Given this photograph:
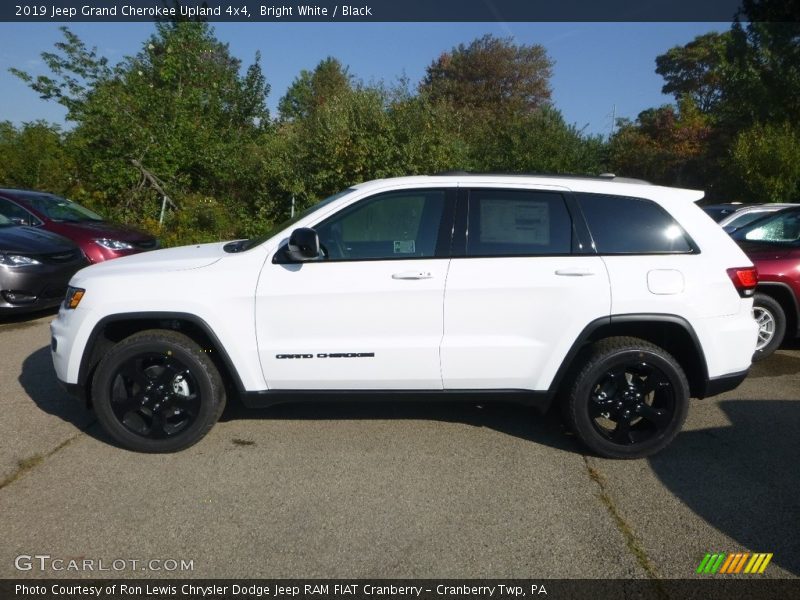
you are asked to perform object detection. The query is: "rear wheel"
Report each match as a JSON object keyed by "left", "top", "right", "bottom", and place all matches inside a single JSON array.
[
  {"left": 91, "top": 329, "right": 226, "bottom": 453},
  {"left": 752, "top": 293, "right": 785, "bottom": 362},
  {"left": 564, "top": 337, "right": 689, "bottom": 459}
]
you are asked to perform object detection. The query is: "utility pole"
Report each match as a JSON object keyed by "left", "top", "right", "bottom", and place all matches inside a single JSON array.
[{"left": 608, "top": 104, "right": 617, "bottom": 138}]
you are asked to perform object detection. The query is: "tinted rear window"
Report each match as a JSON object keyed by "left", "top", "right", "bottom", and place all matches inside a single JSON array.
[{"left": 577, "top": 193, "right": 693, "bottom": 254}]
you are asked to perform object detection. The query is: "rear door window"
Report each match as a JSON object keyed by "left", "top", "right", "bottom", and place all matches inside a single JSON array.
[{"left": 465, "top": 190, "right": 572, "bottom": 256}]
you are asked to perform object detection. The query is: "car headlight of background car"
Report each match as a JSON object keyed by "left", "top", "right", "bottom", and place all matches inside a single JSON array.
[
  {"left": 94, "top": 238, "right": 134, "bottom": 250},
  {"left": 0, "top": 253, "right": 41, "bottom": 266}
]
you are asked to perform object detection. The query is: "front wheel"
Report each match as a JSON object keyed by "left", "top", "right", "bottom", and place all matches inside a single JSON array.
[
  {"left": 564, "top": 337, "right": 690, "bottom": 459},
  {"left": 752, "top": 293, "right": 785, "bottom": 362},
  {"left": 91, "top": 329, "right": 226, "bottom": 453}
]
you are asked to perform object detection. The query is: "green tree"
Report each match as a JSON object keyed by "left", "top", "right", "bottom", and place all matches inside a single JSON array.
[
  {"left": 12, "top": 22, "right": 271, "bottom": 237},
  {"left": 0, "top": 120, "right": 73, "bottom": 192},
  {"left": 655, "top": 32, "right": 731, "bottom": 113},
  {"left": 278, "top": 57, "right": 352, "bottom": 121},
  {"left": 469, "top": 106, "right": 606, "bottom": 174},
  {"left": 609, "top": 98, "right": 711, "bottom": 187},
  {"left": 722, "top": 1, "right": 800, "bottom": 127},
  {"left": 728, "top": 122, "right": 800, "bottom": 203},
  {"left": 419, "top": 34, "right": 553, "bottom": 116}
]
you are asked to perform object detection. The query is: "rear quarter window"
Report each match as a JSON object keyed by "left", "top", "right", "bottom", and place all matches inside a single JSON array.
[{"left": 576, "top": 193, "right": 694, "bottom": 254}]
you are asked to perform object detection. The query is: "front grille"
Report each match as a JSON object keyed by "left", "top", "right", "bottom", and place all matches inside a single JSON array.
[
  {"left": 40, "top": 284, "right": 68, "bottom": 300},
  {"left": 41, "top": 249, "right": 82, "bottom": 264},
  {"left": 132, "top": 239, "right": 158, "bottom": 250}
]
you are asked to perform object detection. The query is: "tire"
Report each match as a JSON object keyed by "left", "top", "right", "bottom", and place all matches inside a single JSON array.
[
  {"left": 752, "top": 293, "right": 786, "bottom": 362},
  {"left": 91, "top": 329, "right": 226, "bottom": 453},
  {"left": 564, "top": 336, "right": 690, "bottom": 459}
]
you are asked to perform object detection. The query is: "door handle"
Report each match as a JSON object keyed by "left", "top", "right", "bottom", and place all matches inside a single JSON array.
[
  {"left": 555, "top": 268, "right": 596, "bottom": 277},
  {"left": 392, "top": 271, "right": 433, "bottom": 280}
]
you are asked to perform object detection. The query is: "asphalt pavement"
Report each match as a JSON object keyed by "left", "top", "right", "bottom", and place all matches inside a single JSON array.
[{"left": 1, "top": 313, "right": 798, "bottom": 579}]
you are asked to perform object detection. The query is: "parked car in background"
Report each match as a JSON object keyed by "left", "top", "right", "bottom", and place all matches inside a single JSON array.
[
  {"left": 0, "top": 189, "right": 158, "bottom": 263},
  {"left": 0, "top": 214, "right": 87, "bottom": 313},
  {"left": 701, "top": 203, "right": 743, "bottom": 222},
  {"left": 731, "top": 206, "right": 800, "bottom": 360},
  {"left": 719, "top": 203, "right": 796, "bottom": 233}
]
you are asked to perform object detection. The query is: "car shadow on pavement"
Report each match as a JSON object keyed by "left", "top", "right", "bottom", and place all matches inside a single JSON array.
[
  {"left": 20, "top": 344, "right": 581, "bottom": 453},
  {"left": 648, "top": 399, "right": 800, "bottom": 577},
  {"left": 0, "top": 306, "right": 58, "bottom": 325},
  {"left": 19, "top": 345, "right": 101, "bottom": 438},
  {"left": 221, "top": 399, "right": 581, "bottom": 454}
]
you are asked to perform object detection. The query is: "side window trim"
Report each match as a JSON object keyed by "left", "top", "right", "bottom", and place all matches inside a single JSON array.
[{"left": 274, "top": 187, "right": 457, "bottom": 264}]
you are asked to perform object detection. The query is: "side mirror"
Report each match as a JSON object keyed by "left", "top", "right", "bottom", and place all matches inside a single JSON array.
[{"left": 286, "top": 227, "right": 321, "bottom": 261}]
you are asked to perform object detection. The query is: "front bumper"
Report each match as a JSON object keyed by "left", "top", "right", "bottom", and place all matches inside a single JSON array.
[
  {"left": 50, "top": 304, "right": 93, "bottom": 388},
  {"left": 0, "top": 262, "right": 80, "bottom": 313}
]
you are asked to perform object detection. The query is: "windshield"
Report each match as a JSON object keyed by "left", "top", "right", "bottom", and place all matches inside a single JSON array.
[
  {"left": 237, "top": 189, "right": 355, "bottom": 251},
  {"left": 723, "top": 210, "right": 777, "bottom": 231},
  {"left": 732, "top": 208, "right": 800, "bottom": 244},
  {"left": 21, "top": 193, "right": 104, "bottom": 223}
]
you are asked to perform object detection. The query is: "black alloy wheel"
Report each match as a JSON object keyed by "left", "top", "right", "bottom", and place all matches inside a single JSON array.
[
  {"left": 92, "top": 329, "right": 226, "bottom": 453},
  {"left": 109, "top": 352, "right": 201, "bottom": 439},
  {"left": 565, "top": 336, "right": 690, "bottom": 459},
  {"left": 587, "top": 360, "right": 676, "bottom": 446}
]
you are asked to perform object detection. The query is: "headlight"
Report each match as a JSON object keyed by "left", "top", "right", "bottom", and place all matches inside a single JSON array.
[
  {"left": 0, "top": 254, "right": 41, "bottom": 266},
  {"left": 64, "top": 286, "right": 85, "bottom": 309},
  {"left": 94, "top": 238, "right": 134, "bottom": 250}
]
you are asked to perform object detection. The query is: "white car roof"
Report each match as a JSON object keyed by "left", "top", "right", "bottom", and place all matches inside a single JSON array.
[{"left": 351, "top": 175, "right": 704, "bottom": 204}]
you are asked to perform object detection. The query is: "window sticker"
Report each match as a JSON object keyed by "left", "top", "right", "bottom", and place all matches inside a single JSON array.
[
  {"left": 481, "top": 199, "right": 550, "bottom": 245},
  {"left": 393, "top": 240, "right": 416, "bottom": 254}
]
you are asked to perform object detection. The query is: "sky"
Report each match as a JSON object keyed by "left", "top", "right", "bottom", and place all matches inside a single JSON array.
[{"left": 0, "top": 21, "right": 729, "bottom": 137}]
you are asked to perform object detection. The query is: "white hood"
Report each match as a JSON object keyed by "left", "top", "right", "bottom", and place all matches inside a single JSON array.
[{"left": 74, "top": 241, "right": 228, "bottom": 281}]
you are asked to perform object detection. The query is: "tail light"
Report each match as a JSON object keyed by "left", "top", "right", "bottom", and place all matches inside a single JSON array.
[{"left": 727, "top": 267, "right": 758, "bottom": 298}]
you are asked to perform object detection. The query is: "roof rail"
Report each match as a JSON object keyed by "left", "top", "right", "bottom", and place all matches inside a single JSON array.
[{"left": 431, "top": 171, "right": 652, "bottom": 184}]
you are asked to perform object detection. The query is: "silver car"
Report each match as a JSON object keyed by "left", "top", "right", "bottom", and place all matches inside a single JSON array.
[{"left": 0, "top": 214, "right": 87, "bottom": 313}]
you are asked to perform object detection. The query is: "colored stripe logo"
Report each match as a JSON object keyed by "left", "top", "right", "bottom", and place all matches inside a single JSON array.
[{"left": 696, "top": 552, "right": 773, "bottom": 574}]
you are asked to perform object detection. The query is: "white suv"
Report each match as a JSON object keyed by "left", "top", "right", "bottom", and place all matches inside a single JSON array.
[{"left": 50, "top": 175, "right": 759, "bottom": 458}]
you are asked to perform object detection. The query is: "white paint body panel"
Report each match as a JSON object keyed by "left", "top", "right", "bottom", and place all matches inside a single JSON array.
[
  {"left": 255, "top": 257, "right": 449, "bottom": 389},
  {"left": 51, "top": 175, "right": 758, "bottom": 395},
  {"left": 441, "top": 255, "right": 610, "bottom": 390}
]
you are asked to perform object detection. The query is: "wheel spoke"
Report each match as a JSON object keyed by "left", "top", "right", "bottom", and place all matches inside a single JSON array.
[
  {"left": 118, "top": 359, "right": 149, "bottom": 389},
  {"left": 610, "top": 417, "right": 633, "bottom": 445},
  {"left": 153, "top": 360, "right": 180, "bottom": 387},
  {"left": 149, "top": 410, "right": 169, "bottom": 439},
  {"left": 641, "top": 370, "right": 671, "bottom": 396},
  {"left": 112, "top": 392, "right": 145, "bottom": 416},
  {"left": 589, "top": 400, "right": 609, "bottom": 419},
  {"left": 635, "top": 402, "right": 670, "bottom": 428}
]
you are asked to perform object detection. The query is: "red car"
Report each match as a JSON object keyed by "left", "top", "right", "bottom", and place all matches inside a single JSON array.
[
  {"left": 0, "top": 189, "right": 157, "bottom": 263},
  {"left": 732, "top": 206, "right": 800, "bottom": 360}
]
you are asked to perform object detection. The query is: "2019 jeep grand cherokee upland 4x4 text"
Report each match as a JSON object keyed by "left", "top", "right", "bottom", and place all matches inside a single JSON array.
[{"left": 51, "top": 175, "right": 759, "bottom": 458}]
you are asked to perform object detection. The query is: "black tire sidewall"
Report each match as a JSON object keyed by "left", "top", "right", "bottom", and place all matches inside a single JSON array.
[
  {"left": 569, "top": 346, "right": 689, "bottom": 459},
  {"left": 92, "top": 334, "right": 223, "bottom": 453}
]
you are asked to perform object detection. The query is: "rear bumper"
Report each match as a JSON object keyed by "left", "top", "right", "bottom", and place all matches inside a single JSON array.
[{"left": 698, "top": 369, "right": 749, "bottom": 399}]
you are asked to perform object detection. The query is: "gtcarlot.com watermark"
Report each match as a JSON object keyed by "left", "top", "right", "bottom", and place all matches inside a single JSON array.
[{"left": 15, "top": 554, "right": 194, "bottom": 572}]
